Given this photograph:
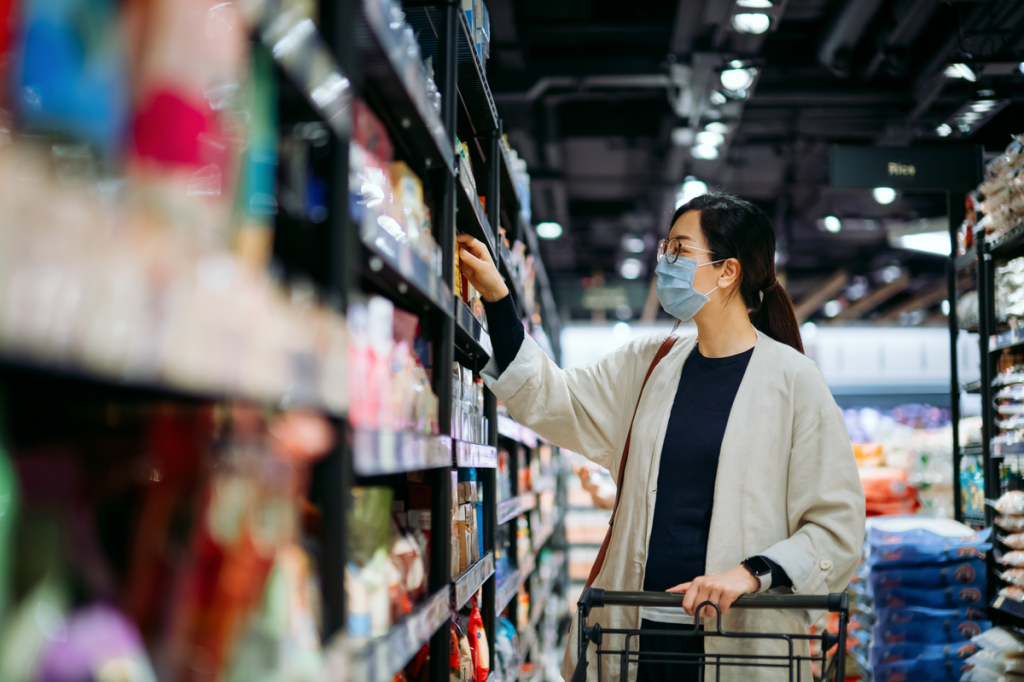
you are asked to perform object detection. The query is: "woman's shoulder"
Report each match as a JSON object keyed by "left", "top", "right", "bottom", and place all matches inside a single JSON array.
[{"left": 755, "top": 334, "right": 831, "bottom": 398}]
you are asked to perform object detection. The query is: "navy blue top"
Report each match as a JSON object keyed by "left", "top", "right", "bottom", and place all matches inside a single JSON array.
[{"left": 482, "top": 293, "right": 791, "bottom": 591}]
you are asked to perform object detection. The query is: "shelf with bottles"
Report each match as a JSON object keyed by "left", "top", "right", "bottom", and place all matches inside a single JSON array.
[
  {"left": 451, "top": 362, "right": 490, "bottom": 445},
  {"left": 259, "top": 4, "right": 352, "bottom": 142},
  {"left": 352, "top": 101, "right": 453, "bottom": 317},
  {"left": 355, "top": 0, "right": 454, "bottom": 173},
  {"left": 404, "top": 2, "right": 499, "bottom": 136},
  {"left": 345, "top": 585, "right": 451, "bottom": 682},
  {"left": 0, "top": 395, "right": 337, "bottom": 682}
]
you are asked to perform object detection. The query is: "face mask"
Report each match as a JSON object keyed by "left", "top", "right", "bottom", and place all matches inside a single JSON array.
[{"left": 654, "top": 247, "right": 724, "bottom": 321}]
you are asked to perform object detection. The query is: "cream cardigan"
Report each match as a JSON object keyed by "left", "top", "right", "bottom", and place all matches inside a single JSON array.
[{"left": 481, "top": 330, "right": 865, "bottom": 682}]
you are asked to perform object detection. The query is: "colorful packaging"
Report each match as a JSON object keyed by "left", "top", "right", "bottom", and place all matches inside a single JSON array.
[
  {"left": 872, "top": 584, "right": 986, "bottom": 610},
  {"left": 467, "top": 596, "right": 489, "bottom": 682},
  {"left": 869, "top": 559, "right": 986, "bottom": 591}
]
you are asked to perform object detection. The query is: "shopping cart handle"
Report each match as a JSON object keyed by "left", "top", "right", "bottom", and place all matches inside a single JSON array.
[{"left": 580, "top": 589, "right": 847, "bottom": 615}]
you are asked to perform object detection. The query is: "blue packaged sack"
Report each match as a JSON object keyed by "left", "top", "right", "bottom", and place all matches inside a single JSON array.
[
  {"left": 867, "top": 517, "right": 991, "bottom": 567},
  {"left": 875, "top": 605, "right": 987, "bottom": 626},
  {"left": 869, "top": 559, "right": 986, "bottom": 591},
  {"left": 872, "top": 583, "right": 986, "bottom": 610},
  {"left": 872, "top": 657, "right": 970, "bottom": 681},
  {"left": 870, "top": 641, "right": 980, "bottom": 669},
  {"left": 873, "top": 614, "right": 990, "bottom": 645}
]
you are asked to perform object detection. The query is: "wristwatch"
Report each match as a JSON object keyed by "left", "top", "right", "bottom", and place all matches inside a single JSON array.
[{"left": 742, "top": 556, "right": 772, "bottom": 593}]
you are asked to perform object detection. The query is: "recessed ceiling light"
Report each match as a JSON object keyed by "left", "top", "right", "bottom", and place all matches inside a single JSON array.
[
  {"left": 676, "top": 176, "right": 708, "bottom": 207},
  {"left": 941, "top": 299, "right": 950, "bottom": 315},
  {"left": 620, "top": 258, "right": 643, "bottom": 280},
  {"left": 704, "top": 122, "right": 730, "bottom": 134},
  {"left": 737, "top": 0, "right": 772, "bottom": 7},
  {"left": 936, "top": 123, "right": 952, "bottom": 137},
  {"left": 671, "top": 127, "right": 694, "bottom": 146},
  {"left": 944, "top": 63, "right": 977, "bottom": 82},
  {"left": 613, "top": 321, "right": 631, "bottom": 340},
  {"left": 732, "top": 12, "right": 770, "bottom": 34},
  {"left": 691, "top": 144, "right": 720, "bottom": 160},
  {"left": 895, "top": 232, "right": 951, "bottom": 256},
  {"left": 729, "top": 60, "right": 744, "bottom": 69},
  {"left": 536, "top": 222, "right": 563, "bottom": 239},
  {"left": 624, "top": 236, "right": 646, "bottom": 253},
  {"left": 824, "top": 300, "right": 842, "bottom": 317},
  {"left": 823, "top": 216, "right": 841, "bottom": 233},
  {"left": 709, "top": 91, "right": 728, "bottom": 105},
  {"left": 720, "top": 68, "right": 755, "bottom": 91},
  {"left": 695, "top": 130, "right": 725, "bottom": 146},
  {"left": 1019, "top": 62, "right": 1024, "bottom": 75},
  {"left": 872, "top": 187, "right": 897, "bottom": 205},
  {"left": 971, "top": 100, "right": 997, "bottom": 112}
]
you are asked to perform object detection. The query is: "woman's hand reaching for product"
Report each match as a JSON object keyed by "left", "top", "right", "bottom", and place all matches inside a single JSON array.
[
  {"left": 668, "top": 565, "right": 760, "bottom": 619},
  {"left": 457, "top": 234, "right": 509, "bottom": 302}
]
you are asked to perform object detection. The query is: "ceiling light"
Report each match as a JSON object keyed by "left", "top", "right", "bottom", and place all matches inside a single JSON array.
[
  {"left": 823, "top": 215, "right": 841, "bottom": 233},
  {"left": 709, "top": 91, "right": 728, "bottom": 105},
  {"left": 624, "top": 236, "right": 646, "bottom": 253},
  {"left": 936, "top": 123, "right": 952, "bottom": 137},
  {"left": 971, "top": 100, "right": 997, "bottom": 112},
  {"left": 941, "top": 299, "right": 950, "bottom": 316},
  {"left": 872, "top": 187, "right": 897, "bottom": 204},
  {"left": 676, "top": 176, "right": 708, "bottom": 207},
  {"left": 691, "top": 144, "right": 720, "bottom": 160},
  {"left": 671, "top": 127, "right": 694, "bottom": 146},
  {"left": 824, "top": 300, "right": 842, "bottom": 317},
  {"left": 729, "top": 60, "right": 744, "bottom": 69},
  {"left": 801, "top": 321, "right": 817, "bottom": 339},
  {"left": 537, "top": 221, "right": 563, "bottom": 239},
  {"left": 944, "top": 63, "right": 977, "bottom": 82},
  {"left": 737, "top": 0, "right": 772, "bottom": 7},
  {"left": 615, "top": 305, "right": 632, "bottom": 321},
  {"left": 881, "top": 265, "right": 902, "bottom": 283},
  {"left": 695, "top": 130, "right": 725, "bottom": 146},
  {"left": 894, "top": 231, "right": 951, "bottom": 256},
  {"left": 613, "top": 321, "right": 631, "bottom": 340},
  {"left": 704, "top": 122, "right": 730, "bottom": 134},
  {"left": 1019, "top": 62, "right": 1024, "bottom": 75},
  {"left": 732, "top": 13, "right": 770, "bottom": 34},
  {"left": 620, "top": 258, "right": 643, "bottom": 280},
  {"left": 720, "top": 68, "right": 755, "bottom": 91}
]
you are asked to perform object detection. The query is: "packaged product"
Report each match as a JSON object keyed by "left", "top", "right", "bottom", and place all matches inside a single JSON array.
[
  {"left": 996, "top": 515, "right": 1024, "bottom": 532},
  {"left": 868, "top": 559, "right": 985, "bottom": 591},
  {"left": 870, "top": 640, "right": 979, "bottom": 670},
  {"left": 872, "top": 584, "right": 986, "bottom": 609},
  {"left": 389, "top": 161, "right": 425, "bottom": 248},
  {"left": 456, "top": 504, "right": 469, "bottom": 575},
  {"left": 347, "top": 487, "right": 394, "bottom": 636},
  {"left": 389, "top": 502, "right": 426, "bottom": 620},
  {"left": 971, "top": 625, "right": 1024, "bottom": 653},
  {"left": 998, "top": 585, "right": 1024, "bottom": 602},
  {"left": 467, "top": 596, "right": 490, "bottom": 682},
  {"left": 999, "top": 550, "right": 1024, "bottom": 567},
  {"left": 873, "top": 610, "right": 990, "bottom": 645},
  {"left": 872, "top": 657, "right": 972, "bottom": 682},
  {"left": 995, "top": 490, "right": 1024, "bottom": 515},
  {"left": 1000, "top": 568, "right": 1024, "bottom": 587}
]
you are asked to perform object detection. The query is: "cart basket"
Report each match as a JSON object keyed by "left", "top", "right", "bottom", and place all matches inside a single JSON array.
[{"left": 570, "top": 589, "right": 849, "bottom": 682}]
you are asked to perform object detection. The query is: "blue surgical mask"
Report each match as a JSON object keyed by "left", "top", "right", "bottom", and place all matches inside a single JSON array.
[{"left": 655, "top": 248, "right": 724, "bottom": 321}]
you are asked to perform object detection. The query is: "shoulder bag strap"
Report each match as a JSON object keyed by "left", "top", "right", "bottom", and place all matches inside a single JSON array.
[{"left": 584, "top": 332, "right": 679, "bottom": 588}]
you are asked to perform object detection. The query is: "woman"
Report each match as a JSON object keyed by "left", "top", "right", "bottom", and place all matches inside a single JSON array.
[{"left": 458, "top": 192, "right": 865, "bottom": 682}]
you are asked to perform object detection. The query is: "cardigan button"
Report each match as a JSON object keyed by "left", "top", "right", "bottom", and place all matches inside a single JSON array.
[{"left": 819, "top": 558, "right": 833, "bottom": 570}]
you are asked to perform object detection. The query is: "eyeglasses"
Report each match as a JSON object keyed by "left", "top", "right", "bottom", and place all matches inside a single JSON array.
[{"left": 657, "top": 238, "right": 714, "bottom": 264}]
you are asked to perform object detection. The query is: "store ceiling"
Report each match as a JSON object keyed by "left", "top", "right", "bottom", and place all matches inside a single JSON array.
[{"left": 487, "top": 0, "right": 1024, "bottom": 324}]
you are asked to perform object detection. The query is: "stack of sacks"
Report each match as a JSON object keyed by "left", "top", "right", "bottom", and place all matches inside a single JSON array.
[
  {"left": 861, "top": 468, "right": 920, "bottom": 517},
  {"left": 855, "top": 516, "right": 993, "bottom": 681}
]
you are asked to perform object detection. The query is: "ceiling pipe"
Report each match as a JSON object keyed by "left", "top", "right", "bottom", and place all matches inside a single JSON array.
[{"left": 817, "top": 0, "right": 886, "bottom": 77}]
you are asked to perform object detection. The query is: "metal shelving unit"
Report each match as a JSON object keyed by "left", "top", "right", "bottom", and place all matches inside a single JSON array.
[{"left": 0, "top": 1, "right": 565, "bottom": 680}]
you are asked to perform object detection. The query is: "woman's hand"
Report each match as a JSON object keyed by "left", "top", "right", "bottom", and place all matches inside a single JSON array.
[
  {"left": 457, "top": 234, "right": 509, "bottom": 302},
  {"left": 667, "top": 565, "right": 760, "bottom": 619}
]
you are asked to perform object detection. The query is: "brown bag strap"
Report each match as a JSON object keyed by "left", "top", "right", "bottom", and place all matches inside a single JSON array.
[{"left": 585, "top": 331, "right": 679, "bottom": 588}]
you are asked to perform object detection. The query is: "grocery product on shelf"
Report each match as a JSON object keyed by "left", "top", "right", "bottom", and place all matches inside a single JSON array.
[
  {"left": 348, "top": 297, "right": 440, "bottom": 434},
  {"left": 851, "top": 516, "right": 992, "bottom": 680},
  {"left": 977, "top": 136, "right": 1024, "bottom": 245},
  {"left": 452, "top": 364, "right": 488, "bottom": 444}
]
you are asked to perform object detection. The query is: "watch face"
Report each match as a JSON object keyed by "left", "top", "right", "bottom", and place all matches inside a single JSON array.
[{"left": 745, "top": 556, "right": 771, "bottom": 576}]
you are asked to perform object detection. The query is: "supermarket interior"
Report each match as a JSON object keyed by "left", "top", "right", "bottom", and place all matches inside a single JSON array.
[{"left": 6, "top": 0, "right": 1024, "bottom": 681}]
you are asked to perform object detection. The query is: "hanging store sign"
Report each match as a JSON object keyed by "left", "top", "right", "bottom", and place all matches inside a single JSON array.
[{"left": 831, "top": 145, "right": 983, "bottom": 191}]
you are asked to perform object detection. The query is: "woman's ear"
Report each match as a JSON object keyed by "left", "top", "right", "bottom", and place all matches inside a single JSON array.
[{"left": 720, "top": 258, "right": 742, "bottom": 287}]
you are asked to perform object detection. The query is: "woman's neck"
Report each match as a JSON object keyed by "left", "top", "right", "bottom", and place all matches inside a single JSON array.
[{"left": 693, "top": 298, "right": 758, "bottom": 358}]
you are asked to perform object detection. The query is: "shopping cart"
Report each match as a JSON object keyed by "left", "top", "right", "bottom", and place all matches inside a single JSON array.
[{"left": 570, "top": 589, "right": 849, "bottom": 682}]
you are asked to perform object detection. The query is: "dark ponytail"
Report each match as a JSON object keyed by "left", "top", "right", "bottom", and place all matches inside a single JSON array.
[{"left": 671, "top": 192, "right": 804, "bottom": 354}]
